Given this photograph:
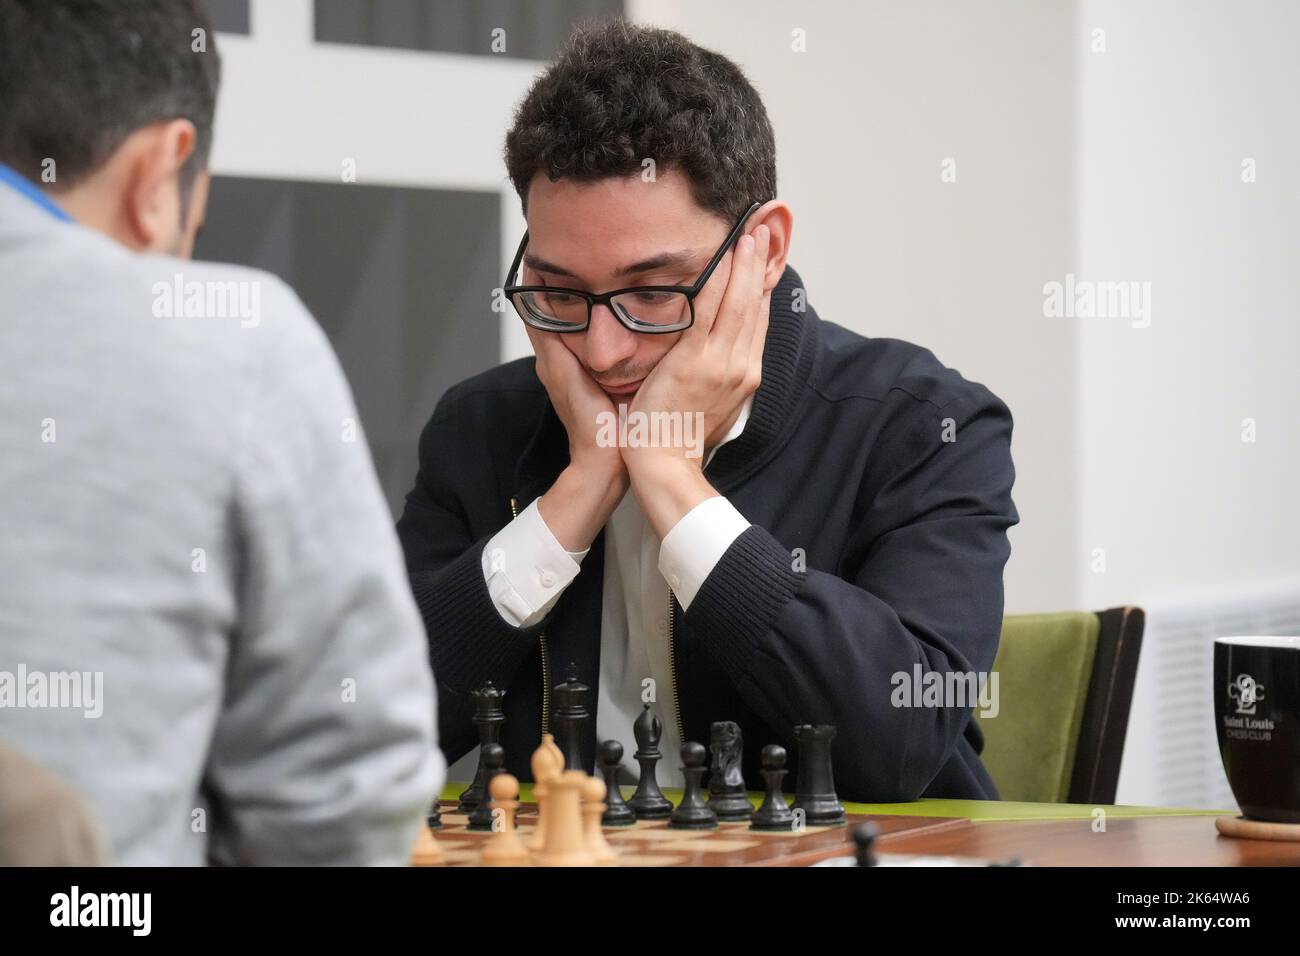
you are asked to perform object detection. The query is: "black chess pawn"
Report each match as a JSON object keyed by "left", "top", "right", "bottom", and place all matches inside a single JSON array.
[
  {"left": 426, "top": 797, "right": 443, "bottom": 831},
  {"left": 598, "top": 740, "right": 637, "bottom": 827},
  {"left": 467, "top": 744, "right": 507, "bottom": 832},
  {"left": 853, "top": 821, "right": 880, "bottom": 867},
  {"left": 627, "top": 704, "right": 673, "bottom": 819},
  {"left": 707, "top": 720, "right": 753, "bottom": 822},
  {"left": 457, "top": 682, "right": 506, "bottom": 812},
  {"left": 553, "top": 663, "right": 590, "bottom": 772},
  {"left": 750, "top": 744, "right": 796, "bottom": 831},
  {"left": 790, "top": 724, "right": 846, "bottom": 826},
  {"left": 669, "top": 742, "right": 719, "bottom": 830}
]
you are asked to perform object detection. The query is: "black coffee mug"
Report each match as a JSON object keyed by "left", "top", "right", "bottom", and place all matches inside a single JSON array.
[{"left": 1214, "top": 636, "right": 1300, "bottom": 823}]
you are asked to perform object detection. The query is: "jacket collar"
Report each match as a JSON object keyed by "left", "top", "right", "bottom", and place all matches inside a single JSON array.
[{"left": 513, "top": 264, "right": 819, "bottom": 504}]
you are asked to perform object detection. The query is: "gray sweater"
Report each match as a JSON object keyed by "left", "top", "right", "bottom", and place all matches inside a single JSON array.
[{"left": 0, "top": 182, "right": 442, "bottom": 865}]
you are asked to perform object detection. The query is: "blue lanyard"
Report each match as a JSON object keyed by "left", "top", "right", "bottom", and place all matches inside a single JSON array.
[{"left": 0, "top": 162, "right": 73, "bottom": 222}]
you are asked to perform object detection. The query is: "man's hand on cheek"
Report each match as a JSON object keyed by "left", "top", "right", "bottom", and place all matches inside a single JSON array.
[
  {"left": 525, "top": 323, "right": 624, "bottom": 475},
  {"left": 623, "top": 224, "right": 771, "bottom": 538},
  {"left": 525, "top": 323, "right": 629, "bottom": 551}
]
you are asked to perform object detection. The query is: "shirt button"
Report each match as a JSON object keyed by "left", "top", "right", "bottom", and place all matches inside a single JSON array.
[
  {"left": 540, "top": 570, "right": 556, "bottom": 588},
  {"left": 668, "top": 573, "right": 681, "bottom": 590}
]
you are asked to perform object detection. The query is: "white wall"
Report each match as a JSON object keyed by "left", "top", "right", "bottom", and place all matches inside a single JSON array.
[{"left": 1075, "top": 0, "right": 1300, "bottom": 611}]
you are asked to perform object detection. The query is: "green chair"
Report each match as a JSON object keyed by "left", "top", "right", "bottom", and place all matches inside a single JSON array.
[{"left": 974, "top": 607, "right": 1144, "bottom": 804}]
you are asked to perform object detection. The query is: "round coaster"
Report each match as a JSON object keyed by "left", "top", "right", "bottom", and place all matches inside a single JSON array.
[{"left": 1214, "top": 814, "right": 1300, "bottom": 842}]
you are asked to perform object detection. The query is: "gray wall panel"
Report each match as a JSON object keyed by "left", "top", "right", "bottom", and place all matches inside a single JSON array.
[
  {"left": 314, "top": 0, "right": 624, "bottom": 60},
  {"left": 208, "top": 0, "right": 250, "bottom": 34},
  {"left": 194, "top": 176, "right": 501, "bottom": 517}
]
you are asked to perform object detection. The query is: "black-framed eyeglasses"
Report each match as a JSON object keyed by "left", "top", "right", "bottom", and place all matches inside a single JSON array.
[{"left": 503, "top": 202, "right": 761, "bottom": 334}]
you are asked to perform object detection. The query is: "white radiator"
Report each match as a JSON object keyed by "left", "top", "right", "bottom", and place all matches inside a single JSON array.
[{"left": 1115, "top": 583, "right": 1300, "bottom": 809}]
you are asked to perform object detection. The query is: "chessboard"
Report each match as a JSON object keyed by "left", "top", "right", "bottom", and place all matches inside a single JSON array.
[{"left": 412, "top": 800, "right": 968, "bottom": 868}]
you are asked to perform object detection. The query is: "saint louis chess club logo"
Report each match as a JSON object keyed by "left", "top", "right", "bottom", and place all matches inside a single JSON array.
[{"left": 1227, "top": 673, "right": 1265, "bottom": 716}]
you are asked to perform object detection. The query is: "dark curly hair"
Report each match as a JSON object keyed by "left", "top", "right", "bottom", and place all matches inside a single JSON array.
[{"left": 505, "top": 19, "right": 776, "bottom": 224}]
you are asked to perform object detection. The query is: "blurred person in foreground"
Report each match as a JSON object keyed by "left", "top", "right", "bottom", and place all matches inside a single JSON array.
[{"left": 0, "top": 0, "right": 441, "bottom": 865}]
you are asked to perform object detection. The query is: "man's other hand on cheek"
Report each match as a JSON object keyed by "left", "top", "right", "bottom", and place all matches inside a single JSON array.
[{"left": 623, "top": 224, "right": 771, "bottom": 538}]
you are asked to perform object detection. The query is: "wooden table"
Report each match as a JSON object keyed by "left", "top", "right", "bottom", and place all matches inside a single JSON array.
[
  {"left": 438, "top": 784, "right": 1300, "bottom": 866},
  {"left": 877, "top": 815, "right": 1300, "bottom": 866}
]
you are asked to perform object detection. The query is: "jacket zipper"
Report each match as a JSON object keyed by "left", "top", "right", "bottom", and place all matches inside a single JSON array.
[
  {"left": 510, "top": 497, "right": 550, "bottom": 735},
  {"left": 667, "top": 594, "right": 684, "bottom": 744}
]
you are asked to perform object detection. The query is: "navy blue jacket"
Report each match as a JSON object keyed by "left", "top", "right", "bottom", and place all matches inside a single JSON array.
[{"left": 397, "top": 266, "right": 1018, "bottom": 801}]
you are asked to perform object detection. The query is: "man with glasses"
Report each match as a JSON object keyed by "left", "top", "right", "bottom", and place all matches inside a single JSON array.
[{"left": 398, "top": 21, "right": 1019, "bottom": 801}]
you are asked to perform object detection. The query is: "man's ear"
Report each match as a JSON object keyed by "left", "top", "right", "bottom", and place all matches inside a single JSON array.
[
  {"left": 122, "top": 119, "right": 197, "bottom": 250},
  {"left": 747, "top": 200, "right": 793, "bottom": 291}
]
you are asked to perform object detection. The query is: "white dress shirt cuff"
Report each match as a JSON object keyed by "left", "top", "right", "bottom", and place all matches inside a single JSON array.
[
  {"left": 658, "top": 495, "right": 751, "bottom": 611},
  {"left": 482, "top": 499, "right": 588, "bottom": 628}
]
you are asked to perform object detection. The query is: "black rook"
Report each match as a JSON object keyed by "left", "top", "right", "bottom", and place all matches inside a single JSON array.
[{"left": 790, "top": 724, "right": 846, "bottom": 826}]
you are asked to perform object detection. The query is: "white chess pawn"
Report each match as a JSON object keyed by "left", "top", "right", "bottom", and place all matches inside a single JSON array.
[
  {"left": 581, "top": 776, "right": 618, "bottom": 866},
  {"left": 481, "top": 773, "right": 529, "bottom": 866},
  {"left": 411, "top": 824, "right": 445, "bottom": 866}
]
